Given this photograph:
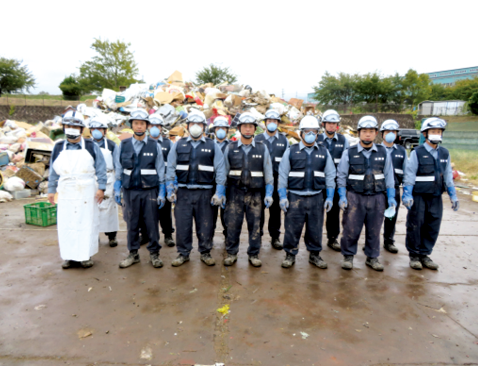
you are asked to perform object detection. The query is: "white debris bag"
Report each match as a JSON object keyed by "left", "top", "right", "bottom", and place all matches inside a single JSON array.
[{"left": 4, "top": 177, "right": 26, "bottom": 192}]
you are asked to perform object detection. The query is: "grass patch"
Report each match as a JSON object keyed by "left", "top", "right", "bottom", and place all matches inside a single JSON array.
[
  {"left": 449, "top": 149, "right": 478, "bottom": 186},
  {"left": 0, "top": 94, "right": 97, "bottom": 101},
  {"left": 446, "top": 121, "right": 478, "bottom": 131}
]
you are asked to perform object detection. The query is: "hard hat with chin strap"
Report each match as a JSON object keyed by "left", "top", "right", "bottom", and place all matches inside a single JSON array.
[
  {"left": 62, "top": 110, "right": 85, "bottom": 127},
  {"left": 357, "top": 116, "right": 379, "bottom": 130},
  {"left": 380, "top": 119, "right": 400, "bottom": 132},
  {"left": 321, "top": 109, "right": 341, "bottom": 124},
  {"left": 299, "top": 116, "right": 320, "bottom": 131},
  {"left": 128, "top": 109, "right": 150, "bottom": 124},
  {"left": 421, "top": 117, "right": 447, "bottom": 132},
  {"left": 187, "top": 110, "right": 207, "bottom": 124},
  {"left": 210, "top": 116, "right": 230, "bottom": 132},
  {"left": 237, "top": 112, "right": 258, "bottom": 126},
  {"left": 264, "top": 110, "right": 281, "bottom": 121},
  {"left": 149, "top": 114, "right": 165, "bottom": 126}
]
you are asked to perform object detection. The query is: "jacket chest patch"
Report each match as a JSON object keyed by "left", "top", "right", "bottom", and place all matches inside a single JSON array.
[
  {"left": 143, "top": 152, "right": 154, "bottom": 157},
  {"left": 233, "top": 150, "right": 240, "bottom": 153},
  {"left": 423, "top": 155, "right": 429, "bottom": 158},
  {"left": 252, "top": 155, "right": 262, "bottom": 158},
  {"left": 353, "top": 155, "right": 360, "bottom": 158},
  {"left": 440, "top": 159, "right": 447, "bottom": 163},
  {"left": 276, "top": 143, "right": 285, "bottom": 147},
  {"left": 201, "top": 149, "right": 212, "bottom": 153},
  {"left": 315, "top": 154, "right": 325, "bottom": 159},
  {"left": 336, "top": 144, "right": 343, "bottom": 148},
  {"left": 374, "top": 157, "right": 384, "bottom": 161},
  {"left": 394, "top": 155, "right": 404, "bottom": 159},
  {"left": 162, "top": 147, "right": 168, "bottom": 151}
]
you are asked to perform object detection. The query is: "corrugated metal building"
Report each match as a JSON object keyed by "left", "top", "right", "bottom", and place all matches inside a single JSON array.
[
  {"left": 418, "top": 100, "right": 467, "bottom": 115},
  {"left": 427, "top": 66, "right": 478, "bottom": 86}
]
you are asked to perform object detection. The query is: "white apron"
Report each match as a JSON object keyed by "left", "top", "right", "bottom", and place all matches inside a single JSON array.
[
  {"left": 98, "top": 138, "right": 119, "bottom": 233},
  {"left": 54, "top": 138, "right": 99, "bottom": 261}
]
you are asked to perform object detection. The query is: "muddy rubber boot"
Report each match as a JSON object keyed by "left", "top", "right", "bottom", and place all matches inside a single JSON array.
[
  {"left": 420, "top": 256, "right": 439, "bottom": 270},
  {"left": 341, "top": 255, "right": 354, "bottom": 270},
  {"left": 248, "top": 255, "right": 262, "bottom": 267},
  {"left": 200, "top": 252, "right": 216, "bottom": 266},
  {"left": 384, "top": 243, "right": 398, "bottom": 253},
  {"left": 281, "top": 253, "right": 296, "bottom": 268},
  {"left": 271, "top": 237, "right": 283, "bottom": 250},
  {"left": 223, "top": 253, "right": 238, "bottom": 266},
  {"left": 171, "top": 254, "right": 190, "bottom": 267},
  {"left": 61, "top": 260, "right": 72, "bottom": 269},
  {"left": 366, "top": 257, "right": 384, "bottom": 271},
  {"left": 164, "top": 235, "right": 175, "bottom": 247},
  {"left": 150, "top": 253, "right": 163, "bottom": 268},
  {"left": 327, "top": 238, "right": 341, "bottom": 252},
  {"left": 119, "top": 252, "right": 140, "bottom": 268},
  {"left": 81, "top": 258, "right": 94, "bottom": 268},
  {"left": 309, "top": 253, "right": 328, "bottom": 269},
  {"left": 409, "top": 257, "right": 423, "bottom": 270}
]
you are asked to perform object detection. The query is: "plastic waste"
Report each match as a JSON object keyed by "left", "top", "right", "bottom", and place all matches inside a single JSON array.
[
  {"left": 384, "top": 206, "right": 396, "bottom": 219},
  {"left": 4, "top": 176, "right": 25, "bottom": 191}
]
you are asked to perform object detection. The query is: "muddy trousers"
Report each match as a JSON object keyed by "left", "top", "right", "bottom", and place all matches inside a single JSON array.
[
  {"left": 405, "top": 194, "right": 443, "bottom": 257},
  {"left": 213, "top": 206, "right": 227, "bottom": 237},
  {"left": 158, "top": 199, "right": 174, "bottom": 237},
  {"left": 324, "top": 189, "right": 341, "bottom": 241},
  {"left": 225, "top": 186, "right": 263, "bottom": 256},
  {"left": 283, "top": 193, "right": 325, "bottom": 256},
  {"left": 260, "top": 179, "right": 281, "bottom": 239},
  {"left": 383, "top": 187, "right": 401, "bottom": 245},
  {"left": 175, "top": 188, "right": 214, "bottom": 257},
  {"left": 340, "top": 191, "right": 385, "bottom": 258},
  {"left": 123, "top": 188, "right": 160, "bottom": 254}
]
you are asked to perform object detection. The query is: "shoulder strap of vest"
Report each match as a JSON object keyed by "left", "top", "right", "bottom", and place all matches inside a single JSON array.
[
  {"left": 84, "top": 139, "right": 97, "bottom": 160},
  {"left": 376, "top": 144, "right": 387, "bottom": 154},
  {"left": 106, "top": 139, "right": 116, "bottom": 152},
  {"left": 255, "top": 134, "right": 265, "bottom": 142},
  {"left": 337, "top": 133, "right": 346, "bottom": 143},
  {"left": 396, "top": 144, "right": 406, "bottom": 155}
]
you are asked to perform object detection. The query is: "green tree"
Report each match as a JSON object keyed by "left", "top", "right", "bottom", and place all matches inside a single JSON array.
[
  {"left": 312, "top": 72, "right": 360, "bottom": 105},
  {"left": 468, "top": 91, "right": 478, "bottom": 115},
  {"left": 0, "top": 57, "right": 36, "bottom": 96},
  {"left": 59, "top": 74, "right": 84, "bottom": 101},
  {"left": 401, "top": 69, "right": 431, "bottom": 106},
  {"left": 79, "top": 38, "right": 139, "bottom": 92},
  {"left": 450, "top": 77, "right": 478, "bottom": 101},
  {"left": 195, "top": 64, "right": 237, "bottom": 85},
  {"left": 428, "top": 83, "right": 453, "bottom": 101}
]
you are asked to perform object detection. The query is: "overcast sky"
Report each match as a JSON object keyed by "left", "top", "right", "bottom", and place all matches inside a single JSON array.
[{"left": 1, "top": 0, "right": 476, "bottom": 100}]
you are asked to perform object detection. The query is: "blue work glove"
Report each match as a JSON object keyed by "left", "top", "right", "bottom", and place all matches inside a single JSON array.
[
  {"left": 173, "top": 176, "right": 178, "bottom": 192},
  {"left": 158, "top": 183, "right": 166, "bottom": 209},
  {"left": 114, "top": 180, "right": 122, "bottom": 205},
  {"left": 447, "top": 186, "right": 459, "bottom": 211},
  {"left": 402, "top": 185, "right": 414, "bottom": 210},
  {"left": 211, "top": 185, "right": 226, "bottom": 209},
  {"left": 387, "top": 187, "right": 397, "bottom": 208},
  {"left": 166, "top": 181, "right": 176, "bottom": 203},
  {"left": 278, "top": 187, "right": 289, "bottom": 213},
  {"left": 179, "top": 111, "right": 188, "bottom": 119},
  {"left": 264, "top": 184, "right": 274, "bottom": 208},
  {"left": 338, "top": 187, "right": 347, "bottom": 211},
  {"left": 324, "top": 188, "right": 335, "bottom": 213}
]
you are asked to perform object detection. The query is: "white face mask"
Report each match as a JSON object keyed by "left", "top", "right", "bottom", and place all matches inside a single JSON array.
[
  {"left": 428, "top": 134, "right": 442, "bottom": 144},
  {"left": 189, "top": 124, "right": 203, "bottom": 138},
  {"left": 65, "top": 128, "right": 81, "bottom": 137}
]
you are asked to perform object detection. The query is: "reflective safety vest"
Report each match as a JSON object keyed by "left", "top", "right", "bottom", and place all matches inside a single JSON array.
[
  {"left": 176, "top": 138, "right": 216, "bottom": 185},
  {"left": 288, "top": 143, "right": 327, "bottom": 190},
  {"left": 227, "top": 141, "right": 266, "bottom": 189},
  {"left": 346, "top": 144, "right": 387, "bottom": 194},
  {"left": 255, "top": 133, "right": 288, "bottom": 175},
  {"left": 120, "top": 137, "right": 159, "bottom": 190},
  {"left": 389, "top": 144, "right": 407, "bottom": 187},
  {"left": 413, "top": 145, "right": 449, "bottom": 196},
  {"left": 317, "top": 133, "right": 346, "bottom": 166}
]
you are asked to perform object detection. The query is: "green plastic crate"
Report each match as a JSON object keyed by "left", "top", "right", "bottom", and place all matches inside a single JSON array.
[{"left": 24, "top": 202, "right": 57, "bottom": 227}]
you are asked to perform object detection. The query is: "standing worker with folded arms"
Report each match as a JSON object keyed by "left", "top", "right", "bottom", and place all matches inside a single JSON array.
[
  {"left": 336, "top": 116, "right": 396, "bottom": 271},
  {"left": 48, "top": 110, "right": 107, "bottom": 269},
  {"left": 402, "top": 118, "right": 458, "bottom": 270},
  {"left": 89, "top": 117, "right": 121, "bottom": 248},
  {"left": 379, "top": 120, "right": 408, "bottom": 254},
  {"left": 278, "top": 116, "right": 336, "bottom": 269},
  {"left": 166, "top": 111, "right": 227, "bottom": 267},
  {"left": 114, "top": 109, "right": 166, "bottom": 269},
  {"left": 254, "top": 110, "right": 289, "bottom": 250},
  {"left": 316, "top": 109, "right": 349, "bottom": 252},
  {"left": 223, "top": 112, "right": 274, "bottom": 267}
]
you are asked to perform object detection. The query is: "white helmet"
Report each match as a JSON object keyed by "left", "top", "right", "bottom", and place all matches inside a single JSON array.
[
  {"left": 321, "top": 109, "right": 341, "bottom": 124},
  {"left": 264, "top": 110, "right": 281, "bottom": 121},
  {"left": 62, "top": 110, "right": 85, "bottom": 127},
  {"left": 88, "top": 116, "right": 108, "bottom": 129},
  {"left": 128, "top": 109, "right": 150, "bottom": 124},
  {"left": 421, "top": 117, "right": 446, "bottom": 132},
  {"left": 210, "top": 116, "right": 230, "bottom": 132},
  {"left": 380, "top": 119, "right": 400, "bottom": 132},
  {"left": 149, "top": 114, "right": 165, "bottom": 126},
  {"left": 237, "top": 112, "right": 258, "bottom": 126},
  {"left": 187, "top": 110, "right": 207, "bottom": 124},
  {"left": 357, "top": 116, "right": 379, "bottom": 131},
  {"left": 299, "top": 116, "right": 320, "bottom": 131}
]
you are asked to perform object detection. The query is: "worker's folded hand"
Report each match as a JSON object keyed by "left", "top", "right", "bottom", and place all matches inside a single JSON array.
[
  {"left": 114, "top": 180, "right": 122, "bottom": 205},
  {"left": 264, "top": 184, "right": 274, "bottom": 208},
  {"left": 324, "top": 188, "right": 335, "bottom": 212},
  {"left": 402, "top": 185, "right": 414, "bottom": 210},
  {"left": 338, "top": 187, "right": 348, "bottom": 211},
  {"left": 158, "top": 184, "right": 166, "bottom": 209},
  {"left": 173, "top": 176, "right": 178, "bottom": 193},
  {"left": 166, "top": 181, "right": 176, "bottom": 203},
  {"left": 211, "top": 185, "right": 226, "bottom": 208},
  {"left": 447, "top": 186, "right": 459, "bottom": 212},
  {"left": 278, "top": 187, "right": 288, "bottom": 212}
]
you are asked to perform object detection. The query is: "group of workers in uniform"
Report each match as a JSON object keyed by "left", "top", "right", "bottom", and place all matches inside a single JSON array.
[{"left": 48, "top": 107, "right": 459, "bottom": 272}]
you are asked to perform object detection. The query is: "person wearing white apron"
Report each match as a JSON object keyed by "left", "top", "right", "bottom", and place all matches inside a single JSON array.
[
  {"left": 147, "top": 114, "right": 175, "bottom": 247},
  {"left": 47, "top": 110, "right": 107, "bottom": 269},
  {"left": 114, "top": 109, "right": 166, "bottom": 269},
  {"left": 89, "top": 117, "right": 120, "bottom": 247}
]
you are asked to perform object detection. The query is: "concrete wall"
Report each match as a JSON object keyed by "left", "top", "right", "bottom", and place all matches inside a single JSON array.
[
  {"left": 0, "top": 106, "right": 65, "bottom": 124},
  {"left": 339, "top": 113, "right": 416, "bottom": 130}
]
